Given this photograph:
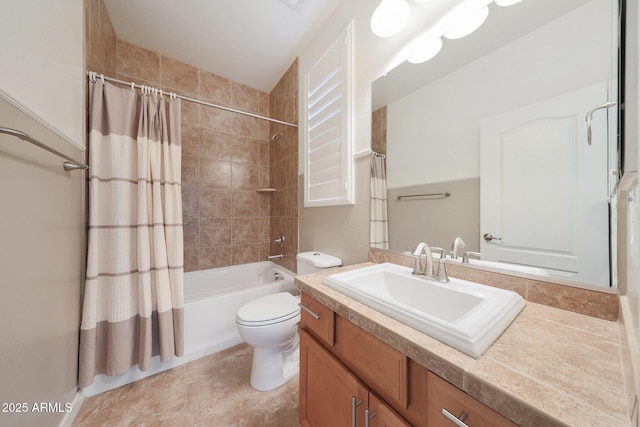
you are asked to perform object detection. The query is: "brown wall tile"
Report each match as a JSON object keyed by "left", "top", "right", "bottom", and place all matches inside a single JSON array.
[
  {"left": 200, "top": 70, "right": 232, "bottom": 105},
  {"left": 86, "top": 0, "right": 116, "bottom": 76},
  {"left": 160, "top": 56, "right": 199, "bottom": 95},
  {"left": 268, "top": 60, "right": 298, "bottom": 273},
  {"left": 116, "top": 40, "right": 160, "bottom": 85}
]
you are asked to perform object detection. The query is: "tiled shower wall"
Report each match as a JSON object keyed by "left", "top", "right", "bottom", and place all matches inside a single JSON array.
[
  {"left": 85, "top": 0, "right": 298, "bottom": 272},
  {"left": 269, "top": 64, "right": 299, "bottom": 273}
]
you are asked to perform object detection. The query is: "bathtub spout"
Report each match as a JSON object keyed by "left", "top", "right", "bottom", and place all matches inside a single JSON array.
[{"left": 267, "top": 254, "right": 283, "bottom": 261}]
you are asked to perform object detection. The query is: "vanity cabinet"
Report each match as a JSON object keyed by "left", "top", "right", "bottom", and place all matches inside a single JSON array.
[
  {"left": 299, "top": 293, "right": 519, "bottom": 427},
  {"left": 300, "top": 329, "right": 409, "bottom": 427}
]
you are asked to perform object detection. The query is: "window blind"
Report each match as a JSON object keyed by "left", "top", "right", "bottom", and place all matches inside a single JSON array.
[{"left": 304, "top": 23, "right": 353, "bottom": 207}]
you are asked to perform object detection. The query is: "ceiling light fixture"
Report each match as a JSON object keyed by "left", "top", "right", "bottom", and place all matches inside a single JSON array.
[
  {"left": 391, "top": 0, "right": 525, "bottom": 65},
  {"left": 444, "top": 5, "right": 489, "bottom": 40},
  {"left": 370, "top": 0, "right": 412, "bottom": 38},
  {"left": 407, "top": 37, "right": 443, "bottom": 63},
  {"left": 494, "top": 0, "right": 523, "bottom": 6}
]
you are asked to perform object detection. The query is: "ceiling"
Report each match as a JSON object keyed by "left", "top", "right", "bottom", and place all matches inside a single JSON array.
[{"left": 103, "top": 0, "right": 343, "bottom": 93}]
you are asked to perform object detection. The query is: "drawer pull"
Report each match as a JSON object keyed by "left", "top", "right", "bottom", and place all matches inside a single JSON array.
[
  {"left": 299, "top": 303, "right": 321, "bottom": 320},
  {"left": 442, "top": 408, "right": 470, "bottom": 427},
  {"left": 365, "top": 408, "right": 377, "bottom": 427},
  {"left": 351, "top": 396, "right": 363, "bottom": 427}
]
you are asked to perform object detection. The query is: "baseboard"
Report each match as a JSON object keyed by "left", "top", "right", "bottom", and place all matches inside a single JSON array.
[{"left": 58, "top": 390, "right": 84, "bottom": 427}]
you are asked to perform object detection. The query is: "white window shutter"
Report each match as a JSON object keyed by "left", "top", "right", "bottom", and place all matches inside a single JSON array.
[{"left": 304, "top": 22, "right": 353, "bottom": 207}]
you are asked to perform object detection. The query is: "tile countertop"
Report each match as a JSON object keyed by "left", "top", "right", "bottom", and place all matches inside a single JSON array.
[{"left": 295, "top": 263, "right": 630, "bottom": 427}]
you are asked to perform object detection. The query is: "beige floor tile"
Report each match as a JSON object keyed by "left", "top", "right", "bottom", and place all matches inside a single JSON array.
[{"left": 73, "top": 344, "right": 299, "bottom": 427}]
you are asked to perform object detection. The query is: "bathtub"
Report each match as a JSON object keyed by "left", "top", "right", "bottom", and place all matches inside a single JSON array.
[
  {"left": 83, "top": 261, "right": 296, "bottom": 397},
  {"left": 184, "top": 261, "right": 297, "bottom": 358}
]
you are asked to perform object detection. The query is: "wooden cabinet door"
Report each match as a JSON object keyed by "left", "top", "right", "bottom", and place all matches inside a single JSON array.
[
  {"left": 334, "top": 316, "right": 408, "bottom": 408},
  {"left": 300, "top": 329, "right": 368, "bottom": 427},
  {"left": 368, "top": 393, "right": 411, "bottom": 427}
]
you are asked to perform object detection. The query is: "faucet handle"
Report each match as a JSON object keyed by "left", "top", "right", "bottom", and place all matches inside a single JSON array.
[
  {"left": 430, "top": 247, "right": 445, "bottom": 258},
  {"left": 462, "top": 251, "right": 482, "bottom": 263},
  {"left": 436, "top": 258, "right": 449, "bottom": 282}
]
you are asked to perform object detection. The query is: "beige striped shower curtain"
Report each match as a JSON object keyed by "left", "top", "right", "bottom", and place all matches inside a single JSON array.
[
  {"left": 370, "top": 153, "right": 389, "bottom": 249},
  {"left": 79, "top": 81, "right": 184, "bottom": 388}
]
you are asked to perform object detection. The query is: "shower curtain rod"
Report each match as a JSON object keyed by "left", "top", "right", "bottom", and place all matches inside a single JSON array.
[{"left": 87, "top": 71, "right": 298, "bottom": 128}]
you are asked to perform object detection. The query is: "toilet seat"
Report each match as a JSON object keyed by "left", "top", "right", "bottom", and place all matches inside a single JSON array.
[{"left": 236, "top": 292, "right": 300, "bottom": 327}]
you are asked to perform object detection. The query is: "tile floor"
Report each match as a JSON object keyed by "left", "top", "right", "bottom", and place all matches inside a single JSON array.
[{"left": 72, "top": 344, "right": 300, "bottom": 427}]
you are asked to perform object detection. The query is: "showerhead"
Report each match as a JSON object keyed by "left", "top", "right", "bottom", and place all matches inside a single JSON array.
[{"left": 270, "top": 132, "right": 283, "bottom": 142}]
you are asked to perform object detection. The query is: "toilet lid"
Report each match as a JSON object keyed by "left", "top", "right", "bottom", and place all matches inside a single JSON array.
[{"left": 236, "top": 292, "right": 300, "bottom": 326}]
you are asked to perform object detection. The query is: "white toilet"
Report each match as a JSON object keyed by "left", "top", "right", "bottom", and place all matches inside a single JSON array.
[{"left": 235, "top": 251, "right": 342, "bottom": 391}]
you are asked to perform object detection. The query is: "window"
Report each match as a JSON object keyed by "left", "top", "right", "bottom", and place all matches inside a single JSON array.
[{"left": 303, "top": 22, "right": 353, "bottom": 207}]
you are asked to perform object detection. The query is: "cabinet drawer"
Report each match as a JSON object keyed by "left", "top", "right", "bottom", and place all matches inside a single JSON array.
[
  {"left": 300, "top": 293, "right": 334, "bottom": 346},
  {"left": 428, "top": 372, "right": 517, "bottom": 427},
  {"left": 335, "top": 316, "right": 408, "bottom": 408}
]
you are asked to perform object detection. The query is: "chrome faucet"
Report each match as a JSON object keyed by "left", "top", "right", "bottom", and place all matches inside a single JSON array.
[
  {"left": 450, "top": 237, "right": 466, "bottom": 260},
  {"left": 411, "top": 243, "right": 449, "bottom": 282},
  {"left": 411, "top": 242, "right": 433, "bottom": 276}
]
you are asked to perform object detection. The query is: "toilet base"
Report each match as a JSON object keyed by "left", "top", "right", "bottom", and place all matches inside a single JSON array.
[{"left": 249, "top": 333, "right": 300, "bottom": 392}]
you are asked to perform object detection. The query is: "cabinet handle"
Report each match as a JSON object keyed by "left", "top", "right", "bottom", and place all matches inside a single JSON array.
[
  {"left": 365, "top": 408, "right": 377, "bottom": 427},
  {"left": 442, "top": 408, "right": 470, "bottom": 427},
  {"left": 299, "top": 303, "right": 321, "bottom": 320},
  {"left": 351, "top": 396, "right": 363, "bottom": 427}
]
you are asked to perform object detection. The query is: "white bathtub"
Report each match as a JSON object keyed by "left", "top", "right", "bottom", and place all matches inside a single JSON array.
[
  {"left": 83, "top": 261, "right": 296, "bottom": 397},
  {"left": 184, "top": 261, "right": 297, "bottom": 358}
]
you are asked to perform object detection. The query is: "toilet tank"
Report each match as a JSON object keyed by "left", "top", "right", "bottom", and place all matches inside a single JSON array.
[{"left": 296, "top": 251, "right": 342, "bottom": 275}]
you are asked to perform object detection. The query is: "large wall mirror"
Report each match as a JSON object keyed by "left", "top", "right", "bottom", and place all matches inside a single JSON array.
[{"left": 371, "top": 0, "right": 621, "bottom": 288}]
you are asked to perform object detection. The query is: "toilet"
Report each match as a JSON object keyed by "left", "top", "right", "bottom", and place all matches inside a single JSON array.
[{"left": 235, "top": 251, "right": 342, "bottom": 391}]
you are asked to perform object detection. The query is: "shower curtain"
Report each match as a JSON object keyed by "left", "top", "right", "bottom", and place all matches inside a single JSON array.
[
  {"left": 79, "top": 80, "right": 184, "bottom": 388},
  {"left": 370, "top": 153, "right": 389, "bottom": 249}
]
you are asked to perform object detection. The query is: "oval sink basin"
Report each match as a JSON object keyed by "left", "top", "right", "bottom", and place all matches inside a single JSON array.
[{"left": 323, "top": 263, "right": 526, "bottom": 358}]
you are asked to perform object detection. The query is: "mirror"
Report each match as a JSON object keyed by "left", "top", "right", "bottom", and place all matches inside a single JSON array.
[{"left": 371, "top": 0, "right": 620, "bottom": 287}]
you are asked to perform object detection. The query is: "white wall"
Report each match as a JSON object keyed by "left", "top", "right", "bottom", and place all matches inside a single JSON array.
[
  {"left": 387, "top": 0, "right": 612, "bottom": 189},
  {"left": 0, "top": 0, "right": 85, "bottom": 148},
  {"left": 0, "top": 1, "right": 86, "bottom": 426}
]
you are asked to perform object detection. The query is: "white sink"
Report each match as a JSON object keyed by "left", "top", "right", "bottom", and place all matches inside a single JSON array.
[{"left": 323, "top": 263, "right": 526, "bottom": 358}]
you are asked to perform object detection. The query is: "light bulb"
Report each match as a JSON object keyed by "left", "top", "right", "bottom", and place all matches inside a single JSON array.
[
  {"left": 444, "top": 6, "right": 489, "bottom": 40},
  {"left": 370, "top": 0, "right": 411, "bottom": 38},
  {"left": 407, "top": 37, "right": 443, "bottom": 63},
  {"left": 495, "top": 0, "right": 523, "bottom": 6}
]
